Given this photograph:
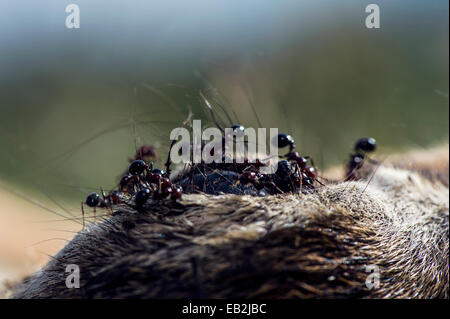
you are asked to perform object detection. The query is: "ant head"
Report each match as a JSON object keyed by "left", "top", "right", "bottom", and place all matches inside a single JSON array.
[
  {"left": 231, "top": 124, "right": 245, "bottom": 137},
  {"left": 225, "top": 124, "right": 245, "bottom": 140},
  {"left": 354, "top": 137, "right": 376, "bottom": 153},
  {"left": 86, "top": 193, "right": 100, "bottom": 207},
  {"left": 273, "top": 133, "right": 295, "bottom": 150},
  {"left": 129, "top": 160, "right": 148, "bottom": 175},
  {"left": 135, "top": 188, "right": 151, "bottom": 208}
]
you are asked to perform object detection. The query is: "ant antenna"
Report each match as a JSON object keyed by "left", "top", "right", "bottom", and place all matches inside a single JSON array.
[
  {"left": 241, "top": 83, "right": 263, "bottom": 128},
  {"left": 199, "top": 91, "right": 224, "bottom": 133},
  {"left": 81, "top": 202, "right": 85, "bottom": 229}
]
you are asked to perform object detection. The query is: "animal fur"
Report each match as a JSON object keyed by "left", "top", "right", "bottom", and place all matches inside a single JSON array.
[{"left": 11, "top": 146, "right": 449, "bottom": 298}]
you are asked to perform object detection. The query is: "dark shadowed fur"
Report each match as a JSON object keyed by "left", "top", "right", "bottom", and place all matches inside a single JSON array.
[{"left": 12, "top": 147, "right": 449, "bottom": 298}]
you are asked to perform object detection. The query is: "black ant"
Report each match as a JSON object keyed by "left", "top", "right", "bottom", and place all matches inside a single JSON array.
[
  {"left": 345, "top": 137, "right": 377, "bottom": 180},
  {"left": 82, "top": 155, "right": 183, "bottom": 227},
  {"left": 274, "top": 133, "right": 296, "bottom": 154},
  {"left": 238, "top": 158, "right": 315, "bottom": 194},
  {"left": 273, "top": 133, "right": 321, "bottom": 185},
  {"left": 81, "top": 189, "right": 124, "bottom": 227},
  {"left": 133, "top": 183, "right": 182, "bottom": 209}
]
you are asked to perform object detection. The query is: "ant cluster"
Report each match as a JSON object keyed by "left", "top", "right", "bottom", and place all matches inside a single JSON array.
[
  {"left": 82, "top": 145, "right": 183, "bottom": 223},
  {"left": 80, "top": 90, "right": 377, "bottom": 222},
  {"left": 172, "top": 128, "right": 322, "bottom": 196},
  {"left": 83, "top": 134, "right": 378, "bottom": 222},
  {"left": 120, "top": 159, "right": 182, "bottom": 203}
]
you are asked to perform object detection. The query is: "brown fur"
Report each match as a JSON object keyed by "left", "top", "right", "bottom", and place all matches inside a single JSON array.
[{"left": 11, "top": 146, "right": 449, "bottom": 298}]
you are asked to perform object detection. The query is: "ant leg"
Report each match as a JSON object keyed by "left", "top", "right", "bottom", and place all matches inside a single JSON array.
[
  {"left": 81, "top": 202, "right": 85, "bottom": 230},
  {"left": 165, "top": 139, "right": 177, "bottom": 176},
  {"left": 316, "top": 178, "right": 326, "bottom": 186},
  {"left": 293, "top": 162, "right": 300, "bottom": 174},
  {"left": 299, "top": 170, "right": 304, "bottom": 191},
  {"left": 293, "top": 163, "right": 303, "bottom": 192},
  {"left": 288, "top": 175, "right": 295, "bottom": 192},
  {"left": 101, "top": 187, "right": 106, "bottom": 200},
  {"left": 267, "top": 181, "right": 284, "bottom": 194},
  {"left": 303, "top": 156, "right": 316, "bottom": 168},
  {"left": 344, "top": 167, "right": 359, "bottom": 181},
  {"left": 99, "top": 187, "right": 114, "bottom": 213}
]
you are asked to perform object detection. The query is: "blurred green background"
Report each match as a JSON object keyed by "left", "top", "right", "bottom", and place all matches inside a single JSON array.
[{"left": 0, "top": 0, "right": 448, "bottom": 208}]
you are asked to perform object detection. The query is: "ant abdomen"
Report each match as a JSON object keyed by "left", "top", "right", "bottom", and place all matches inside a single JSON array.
[
  {"left": 354, "top": 137, "right": 377, "bottom": 153},
  {"left": 86, "top": 193, "right": 100, "bottom": 208},
  {"left": 129, "top": 160, "right": 148, "bottom": 175},
  {"left": 273, "top": 133, "right": 295, "bottom": 151}
]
